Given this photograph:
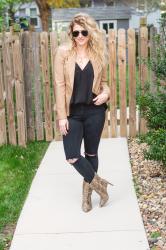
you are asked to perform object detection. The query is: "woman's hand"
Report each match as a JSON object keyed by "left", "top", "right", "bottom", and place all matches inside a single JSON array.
[
  {"left": 59, "top": 119, "right": 69, "bottom": 136},
  {"left": 93, "top": 93, "right": 109, "bottom": 105}
]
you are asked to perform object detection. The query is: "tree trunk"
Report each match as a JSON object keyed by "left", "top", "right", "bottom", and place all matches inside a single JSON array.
[
  {"left": 40, "top": 8, "right": 50, "bottom": 31},
  {"left": 8, "top": 6, "right": 15, "bottom": 26},
  {"left": 35, "top": 0, "right": 51, "bottom": 31}
]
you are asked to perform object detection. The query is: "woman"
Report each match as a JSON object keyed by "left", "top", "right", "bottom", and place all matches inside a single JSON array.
[{"left": 54, "top": 13, "right": 113, "bottom": 213}]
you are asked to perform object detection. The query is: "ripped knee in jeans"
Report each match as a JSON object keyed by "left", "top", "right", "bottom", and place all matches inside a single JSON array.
[
  {"left": 67, "top": 158, "right": 79, "bottom": 164},
  {"left": 84, "top": 152, "right": 97, "bottom": 157}
]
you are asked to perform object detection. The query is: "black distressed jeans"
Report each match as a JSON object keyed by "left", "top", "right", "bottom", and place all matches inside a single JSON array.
[{"left": 62, "top": 102, "right": 107, "bottom": 183}]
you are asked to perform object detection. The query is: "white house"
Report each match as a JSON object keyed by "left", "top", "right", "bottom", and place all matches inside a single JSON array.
[
  {"left": 14, "top": 0, "right": 161, "bottom": 32},
  {"left": 14, "top": 2, "right": 42, "bottom": 31},
  {"left": 129, "top": 7, "right": 161, "bottom": 32},
  {"left": 52, "top": 0, "right": 161, "bottom": 34}
]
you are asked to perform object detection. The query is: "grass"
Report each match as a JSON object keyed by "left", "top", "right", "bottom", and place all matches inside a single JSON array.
[
  {"left": 0, "top": 141, "right": 49, "bottom": 250},
  {"left": 150, "top": 231, "right": 161, "bottom": 239},
  {"left": 132, "top": 176, "right": 142, "bottom": 198}
]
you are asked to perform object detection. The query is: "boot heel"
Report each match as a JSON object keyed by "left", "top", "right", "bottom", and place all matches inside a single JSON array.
[
  {"left": 103, "top": 179, "right": 114, "bottom": 186},
  {"left": 90, "top": 174, "right": 113, "bottom": 208},
  {"left": 108, "top": 181, "right": 114, "bottom": 186}
]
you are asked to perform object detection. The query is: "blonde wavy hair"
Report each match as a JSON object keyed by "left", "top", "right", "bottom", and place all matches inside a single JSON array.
[{"left": 67, "top": 13, "right": 107, "bottom": 67}]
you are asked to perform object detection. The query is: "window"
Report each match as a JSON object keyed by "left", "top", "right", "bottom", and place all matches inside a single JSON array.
[
  {"left": 105, "top": 0, "right": 114, "bottom": 6},
  {"left": 137, "top": 0, "right": 145, "bottom": 11},
  {"left": 56, "top": 22, "right": 70, "bottom": 32},
  {"left": 99, "top": 20, "right": 117, "bottom": 34},
  {"left": 19, "top": 8, "right": 26, "bottom": 16},
  {"left": 30, "top": 8, "right": 38, "bottom": 27},
  {"left": 30, "top": 17, "right": 38, "bottom": 26},
  {"left": 30, "top": 8, "right": 37, "bottom": 16}
]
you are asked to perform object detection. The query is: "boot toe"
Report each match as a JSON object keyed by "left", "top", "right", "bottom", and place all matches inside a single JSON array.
[
  {"left": 99, "top": 195, "right": 109, "bottom": 207},
  {"left": 82, "top": 204, "right": 92, "bottom": 212}
]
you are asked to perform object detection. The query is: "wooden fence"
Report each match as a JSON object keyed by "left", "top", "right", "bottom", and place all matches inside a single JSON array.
[{"left": 0, "top": 27, "right": 157, "bottom": 147}]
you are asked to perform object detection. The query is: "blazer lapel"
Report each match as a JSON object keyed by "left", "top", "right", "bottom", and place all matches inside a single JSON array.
[
  {"left": 90, "top": 56, "right": 98, "bottom": 91},
  {"left": 68, "top": 51, "right": 76, "bottom": 89},
  {"left": 90, "top": 56, "right": 102, "bottom": 92}
]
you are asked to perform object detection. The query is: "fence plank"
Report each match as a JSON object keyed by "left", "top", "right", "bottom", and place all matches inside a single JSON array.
[
  {"left": 109, "top": 30, "right": 117, "bottom": 137},
  {"left": 101, "top": 31, "right": 109, "bottom": 138},
  {"left": 0, "top": 46, "right": 7, "bottom": 145},
  {"left": 32, "top": 32, "right": 44, "bottom": 141},
  {"left": 40, "top": 32, "right": 53, "bottom": 141},
  {"left": 21, "top": 32, "right": 35, "bottom": 141},
  {"left": 139, "top": 27, "right": 148, "bottom": 134},
  {"left": 2, "top": 33, "right": 17, "bottom": 145},
  {"left": 50, "top": 31, "right": 61, "bottom": 141},
  {"left": 128, "top": 29, "right": 136, "bottom": 137},
  {"left": 59, "top": 31, "right": 69, "bottom": 45},
  {"left": 150, "top": 26, "right": 157, "bottom": 93},
  {"left": 118, "top": 29, "right": 127, "bottom": 137},
  {"left": 12, "top": 35, "right": 27, "bottom": 146}
]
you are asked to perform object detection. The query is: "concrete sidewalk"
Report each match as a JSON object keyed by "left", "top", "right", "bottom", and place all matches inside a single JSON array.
[{"left": 9, "top": 138, "right": 150, "bottom": 250}]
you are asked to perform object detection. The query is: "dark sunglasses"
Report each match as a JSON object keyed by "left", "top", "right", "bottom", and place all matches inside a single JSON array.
[{"left": 72, "top": 30, "right": 88, "bottom": 37}]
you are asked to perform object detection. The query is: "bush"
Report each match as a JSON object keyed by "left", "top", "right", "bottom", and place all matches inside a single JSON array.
[
  {"left": 141, "top": 129, "right": 166, "bottom": 166},
  {"left": 138, "top": 85, "right": 166, "bottom": 130},
  {"left": 137, "top": 15, "right": 166, "bottom": 167}
]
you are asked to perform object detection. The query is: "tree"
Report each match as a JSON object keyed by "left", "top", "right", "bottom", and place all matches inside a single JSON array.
[
  {"left": 80, "top": 0, "right": 91, "bottom": 7},
  {"left": 1, "top": 0, "right": 80, "bottom": 32},
  {"left": 0, "top": 0, "right": 31, "bottom": 30},
  {"left": 61, "top": 0, "right": 79, "bottom": 7},
  {"left": 0, "top": 0, "right": 6, "bottom": 30},
  {"left": 121, "top": 0, "right": 161, "bottom": 14},
  {"left": 161, "top": 0, "right": 166, "bottom": 13},
  {"left": 104, "top": 0, "right": 114, "bottom": 6},
  {"left": 35, "top": 0, "right": 79, "bottom": 31}
]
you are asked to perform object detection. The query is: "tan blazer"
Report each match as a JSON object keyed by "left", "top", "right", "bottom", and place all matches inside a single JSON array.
[{"left": 54, "top": 45, "right": 110, "bottom": 120}]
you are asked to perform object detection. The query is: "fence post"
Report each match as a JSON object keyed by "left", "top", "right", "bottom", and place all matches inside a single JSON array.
[
  {"left": 21, "top": 31, "right": 35, "bottom": 141},
  {"left": 50, "top": 31, "right": 61, "bottom": 141},
  {"left": 2, "top": 32, "right": 17, "bottom": 145},
  {"left": 40, "top": 31, "right": 53, "bottom": 141},
  {"left": 32, "top": 32, "right": 44, "bottom": 141},
  {"left": 139, "top": 26, "right": 148, "bottom": 135},
  {"left": 128, "top": 28, "right": 136, "bottom": 137},
  {"left": 12, "top": 34, "right": 27, "bottom": 147},
  {"left": 118, "top": 29, "right": 127, "bottom": 137},
  {"left": 101, "top": 30, "right": 109, "bottom": 138},
  {"left": 109, "top": 29, "right": 117, "bottom": 137},
  {"left": 0, "top": 41, "right": 7, "bottom": 145},
  {"left": 150, "top": 26, "right": 157, "bottom": 94}
]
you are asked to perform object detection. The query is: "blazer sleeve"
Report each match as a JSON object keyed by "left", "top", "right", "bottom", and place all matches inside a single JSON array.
[
  {"left": 54, "top": 46, "right": 67, "bottom": 120},
  {"left": 100, "top": 63, "right": 110, "bottom": 101}
]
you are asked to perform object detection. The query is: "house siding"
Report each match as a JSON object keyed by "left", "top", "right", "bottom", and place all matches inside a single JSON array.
[{"left": 117, "top": 19, "right": 129, "bottom": 30}]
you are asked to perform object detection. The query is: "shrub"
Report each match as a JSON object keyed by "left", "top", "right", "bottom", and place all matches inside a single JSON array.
[
  {"left": 142, "top": 129, "right": 166, "bottom": 166},
  {"left": 137, "top": 14, "right": 166, "bottom": 167},
  {"left": 138, "top": 84, "right": 166, "bottom": 130}
]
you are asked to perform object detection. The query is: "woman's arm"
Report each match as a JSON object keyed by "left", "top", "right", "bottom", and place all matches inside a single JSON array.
[
  {"left": 100, "top": 64, "right": 110, "bottom": 101},
  {"left": 54, "top": 46, "right": 67, "bottom": 120}
]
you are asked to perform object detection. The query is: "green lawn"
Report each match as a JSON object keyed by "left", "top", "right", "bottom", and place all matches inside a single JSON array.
[{"left": 0, "top": 141, "right": 49, "bottom": 250}]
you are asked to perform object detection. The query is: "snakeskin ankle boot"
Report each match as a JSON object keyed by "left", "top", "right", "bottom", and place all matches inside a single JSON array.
[
  {"left": 89, "top": 173, "right": 113, "bottom": 207},
  {"left": 82, "top": 180, "right": 93, "bottom": 212}
]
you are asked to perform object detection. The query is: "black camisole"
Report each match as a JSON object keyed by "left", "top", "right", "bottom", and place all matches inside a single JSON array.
[{"left": 70, "top": 60, "right": 97, "bottom": 105}]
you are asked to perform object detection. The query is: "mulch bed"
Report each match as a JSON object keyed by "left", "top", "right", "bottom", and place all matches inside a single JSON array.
[{"left": 128, "top": 138, "right": 166, "bottom": 250}]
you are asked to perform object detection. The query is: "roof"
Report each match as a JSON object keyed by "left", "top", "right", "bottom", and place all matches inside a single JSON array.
[
  {"left": 51, "top": 6, "right": 131, "bottom": 22},
  {"left": 16, "top": 2, "right": 37, "bottom": 9}
]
